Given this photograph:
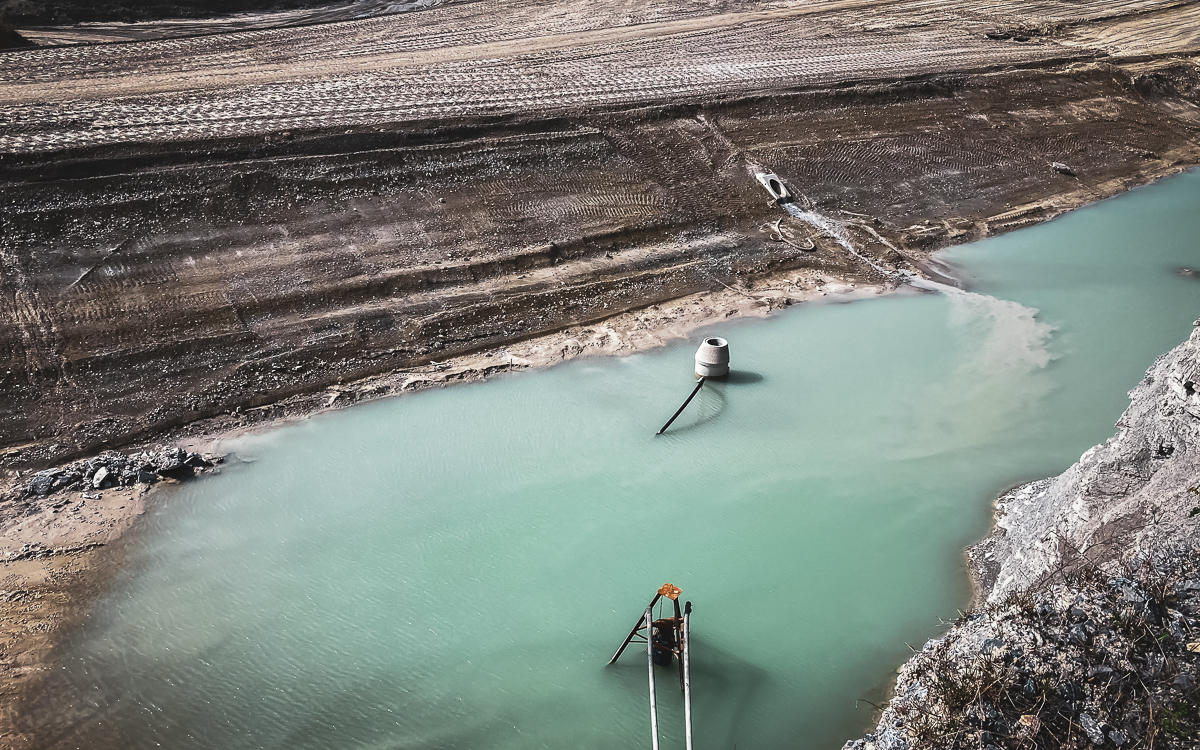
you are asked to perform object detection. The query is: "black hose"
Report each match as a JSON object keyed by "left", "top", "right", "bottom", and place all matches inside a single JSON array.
[{"left": 656, "top": 377, "right": 706, "bottom": 435}]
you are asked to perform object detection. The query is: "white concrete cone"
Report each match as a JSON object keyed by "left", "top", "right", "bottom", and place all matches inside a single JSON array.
[{"left": 695, "top": 337, "right": 730, "bottom": 378}]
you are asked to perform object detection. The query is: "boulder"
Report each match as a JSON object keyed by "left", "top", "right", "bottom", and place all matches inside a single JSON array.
[
  {"left": 92, "top": 466, "right": 110, "bottom": 489},
  {"left": 28, "top": 475, "right": 55, "bottom": 495},
  {"left": 183, "top": 452, "right": 211, "bottom": 468},
  {"left": 155, "top": 448, "right": 186, "bottom": 472}
]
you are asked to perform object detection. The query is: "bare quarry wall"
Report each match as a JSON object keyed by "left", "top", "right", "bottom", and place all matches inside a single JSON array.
[{"left": 970, "top": 322, "right": 1200, "bottom": 604}]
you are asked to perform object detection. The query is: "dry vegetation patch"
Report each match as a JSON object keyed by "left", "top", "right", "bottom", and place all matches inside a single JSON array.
[{"left": 851, "top": 548, "right": 1200, "bottom": 750}]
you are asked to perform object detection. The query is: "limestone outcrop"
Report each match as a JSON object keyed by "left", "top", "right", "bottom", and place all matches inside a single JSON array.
[
  {"left": 846, "top": 549, "right": 1199, "bottom": 750},
  {"left": 970, "top": 323, "right": 1200, "bottom": 603},
  {"left": 846, "top": 323, "right": 1200, "bottom": 749}
]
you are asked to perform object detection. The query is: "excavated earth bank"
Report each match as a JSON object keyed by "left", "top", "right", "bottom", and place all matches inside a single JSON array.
[
  {"left": 847, "top": 326, "right": 1200, "bottom": 750},
  {"left": 4, "top": 0, "right": 1200, "bottom": 747}
]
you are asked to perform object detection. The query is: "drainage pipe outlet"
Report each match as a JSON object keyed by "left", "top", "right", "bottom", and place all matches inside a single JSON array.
[
  {"left": 754, "top": 172, "right": 791, "bottom": 203},
  {"left": 695, "top": 337, "right": 730, "bottom": 378}
]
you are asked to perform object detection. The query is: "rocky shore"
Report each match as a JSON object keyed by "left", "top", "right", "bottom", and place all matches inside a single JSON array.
[
  {"left": 846, "top": 325, "right": 1200, "bottom": 749},
  {"left": 0, "top": 445, "right": 223, "bottom": 749},
  {"left": 16, "top": 448, "right": 216, "bottom": 500}
]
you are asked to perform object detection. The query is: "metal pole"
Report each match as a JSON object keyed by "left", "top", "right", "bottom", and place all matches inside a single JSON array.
[
  {"left": 610, "top": 593, "right": 662, "bottom": 664},
  {"left": 674, "top": 598, "right": 685, "bottom": 693},
  {"left": 682, "top": 601, "right": 693, "bottom": 750},
  {"left": 646, "top": 607, "right": 660, "bottom": 750},
  {"left": 656, "top": 377, "right": 706, "bottom": 435}
]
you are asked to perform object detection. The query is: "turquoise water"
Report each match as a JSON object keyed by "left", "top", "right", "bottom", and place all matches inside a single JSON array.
[{"left": 40, "top": 172, "right": 1200, "bottom": 749}]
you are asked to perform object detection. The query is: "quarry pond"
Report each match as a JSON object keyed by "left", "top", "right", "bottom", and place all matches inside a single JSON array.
[{"left": 37, "top": 171, "right": 1200, "bottom": 749}]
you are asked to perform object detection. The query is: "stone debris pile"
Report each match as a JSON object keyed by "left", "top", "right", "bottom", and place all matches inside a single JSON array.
[
  {"left": 846, "top": 547, "right": 1200, "bottom": 750},
  {"left": 21, "top": 448, "right": 219, "bottom": 498}
]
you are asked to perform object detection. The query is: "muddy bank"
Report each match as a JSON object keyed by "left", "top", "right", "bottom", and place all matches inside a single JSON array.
[
  {"left": 3, "top": 0, "right": 428, "bottom": 47},
  {"left": 5, "top": 0, "right": 1200, "bottom": 474},
  {"left": 5, "top": 59, "right": 1200, "bottom": 475},
  {"left": 0, "top": 550, "right": 118, "bottom": 748},
  {"left": 0, "top": 482, "right": 152, "bottom": 750},
  {"left": 0, "top": 446, "right": 229, "bottom": 748},
  {"left": 846, "top": 324, "right": 1200, "bottom": 749}
]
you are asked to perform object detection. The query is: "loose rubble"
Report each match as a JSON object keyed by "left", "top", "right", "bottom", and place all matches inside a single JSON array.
[
  {"left": 16, "top": 447, "right": 218, "bottom": 501},
  {"left": 969, "top": 322, "right": 1200, "bottom": 602},
  {"left": 848, "top": 548, "right": 1200, "bottom": 750}
]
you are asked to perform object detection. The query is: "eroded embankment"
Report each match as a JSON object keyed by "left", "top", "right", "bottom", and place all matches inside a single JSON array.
[
  {"left": 846, "top": 325, "right": 1200, "bottom": 750},
  {"left": 5, "top": 59, "right": 1200, "bottom": 477}
]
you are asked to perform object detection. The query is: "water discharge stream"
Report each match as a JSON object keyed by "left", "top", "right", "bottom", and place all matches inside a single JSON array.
[
  {"left": 30, "top": 171, "right": 1200, "bottom": 750},
  {"left": 783, "top": 201, "right": 1055, "bottom": 450},
  {"left": 782, "top": 202, "right": 894, "bottom": 277}
]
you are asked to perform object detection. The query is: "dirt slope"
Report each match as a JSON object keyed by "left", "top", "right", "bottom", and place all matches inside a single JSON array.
[{"left": 2, "top": 0, "right": 1200, "bottom": 472}]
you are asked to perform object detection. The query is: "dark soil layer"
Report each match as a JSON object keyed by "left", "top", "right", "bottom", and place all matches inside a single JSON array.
[
  {"left": 0, "top": 0, "right": 356, "bottom": 24},
  {"left": 0, "top": 22, "right": 32, "bottom": 46},
  {"left": 4, "top": 0, "right": 1200, "bottom": 474}
]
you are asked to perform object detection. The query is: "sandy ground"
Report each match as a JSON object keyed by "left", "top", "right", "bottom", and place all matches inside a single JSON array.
[{"left": 0, "top": 484, "right": 151, "bottom": 748}]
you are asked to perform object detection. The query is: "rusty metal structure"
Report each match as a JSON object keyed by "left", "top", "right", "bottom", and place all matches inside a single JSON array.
[{"left": 609, "top": 583, "right": 694, "bottom": 750}]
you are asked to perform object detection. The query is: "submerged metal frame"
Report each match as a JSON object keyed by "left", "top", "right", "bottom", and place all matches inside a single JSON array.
[
  {"left": 682, "top": 601, "right": 693, "bottom": 750},
  {"left": 610, "top": 590, "right": 694, "bottom": 749},
  {"left": 646, "top": 606, "right": 660, "bottom": 750}
]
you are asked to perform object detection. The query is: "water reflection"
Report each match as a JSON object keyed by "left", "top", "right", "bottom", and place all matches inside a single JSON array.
[{"left": 725, "top": 370, "right": 765, "bottom": 385}]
